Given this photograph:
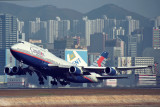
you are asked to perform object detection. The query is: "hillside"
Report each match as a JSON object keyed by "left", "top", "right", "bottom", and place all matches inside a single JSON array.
[
  {"left": 0, "top": 2, "right": 83, "bottom": 21},
  {"left": 85, "top": 4, "right": 150, "bottom": 27},
  {"left": 0, "top": 3, "right": 150, "bottom": 26}
]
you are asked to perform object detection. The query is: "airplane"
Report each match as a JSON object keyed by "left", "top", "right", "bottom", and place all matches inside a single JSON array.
[{"left": 4, "top": 41, "right": 151, "bottom": 86}]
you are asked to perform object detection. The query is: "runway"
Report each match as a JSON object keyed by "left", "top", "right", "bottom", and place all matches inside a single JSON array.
[{"left": 0, "top": 88, "right": 160, "bottom": 106}]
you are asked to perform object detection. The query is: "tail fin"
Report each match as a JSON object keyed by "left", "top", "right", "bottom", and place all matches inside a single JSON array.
[{"left": 91, "top": 51, "right": 108, "bottom": 67}]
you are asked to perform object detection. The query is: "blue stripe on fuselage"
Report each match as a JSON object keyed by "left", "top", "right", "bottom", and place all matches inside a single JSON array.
[{"left": 10, "top": 49, "right": 51, "bottom": 68}]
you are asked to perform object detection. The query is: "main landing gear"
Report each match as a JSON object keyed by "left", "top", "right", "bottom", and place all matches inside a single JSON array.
[
  {"left": 39, "top": 77, "right": 44, "bottom": 85},
  {"left": 35, "top": 71, "right": 45, "bottom": 85},
  {"left": 50, "top": 78, "right": 70, "bottom": 86},
  {"left": 50, "top": 78, "right": 57, "bottom": 85},
  {"left": 59, "top": 80, "right": 70, "bottom": 86}
]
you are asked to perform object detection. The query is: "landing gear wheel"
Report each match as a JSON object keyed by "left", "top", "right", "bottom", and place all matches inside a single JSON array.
[
  {"left": 59, "top": 80, "right": 70, "bottom": 86},
  {"left": 39, "top": 81, "right": 44, "bottom": 85},
  {"left": 51, "top": 81, "right": 57, "bottom": 85}
]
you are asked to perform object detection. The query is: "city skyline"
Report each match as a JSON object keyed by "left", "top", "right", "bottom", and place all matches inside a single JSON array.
[{"left": 0, "top": 13, "right": 159, "bottom": 88}]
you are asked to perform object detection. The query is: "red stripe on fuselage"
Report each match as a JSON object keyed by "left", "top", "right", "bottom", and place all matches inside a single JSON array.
[
  {"left": 11, "top": 49, "right": 52, "bottom": 64},
  {"left": 97, "top": 56, "right": 105, "bottom": 67},
  {"left": 83, "top": 76, "right": 93, "bottom": 82}
]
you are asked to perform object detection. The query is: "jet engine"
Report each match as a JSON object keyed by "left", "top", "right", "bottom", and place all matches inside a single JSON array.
[
  {"left": 69, "top": 66, "right": 82, "bottom": 75},
  {"left": 12, "top": 66, "right": 19, "bottom": 74},
  {"left": 105, "top": 67, "right": 117, "bottom": 76},
  {"left": 4, "top": 67, "right": 11, "bottom": 75},
  {"left": 4, "top": 66, "right": 20, "bottom": 75}
]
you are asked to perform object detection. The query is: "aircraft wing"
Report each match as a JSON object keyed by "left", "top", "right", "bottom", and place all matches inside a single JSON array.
[
  {"left": 48, "top": 64, "right": 106, "bottom": 70},
  {"left": 48, "top": 64, "right": 71, "bottom": 68},
  {"left": 83, "top": 66, "right": 106, "bottom": 70},
  {"left": 47, "top": 64, "right": 71, "bottom": 73},
  {"left": 83, "top": 65, "right": 151, "bottom": 71},
  {"left": 81, "top": 65, "right": 152, "bottom": 75},
  {"left": 83, "top": 66, "right": 106, "bottom": 73},
  {"left": 48, "top": 64, "right": 152, "bottom": 75},
  {"left": 115, "top": 65, "right": 152, "bottom": 71},
  {"left": 97, "top": 75, "right": 128, "bottom": 79}
]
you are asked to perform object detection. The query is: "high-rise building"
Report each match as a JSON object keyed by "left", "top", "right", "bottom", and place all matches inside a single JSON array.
[
  {"left": 47, "top": 20, "right": 58, "bottom": 43},
  {"left": 103, "top": 16, "right": 139, "bottom": 38},
  {"left": 155, "top": 16, "right": 160, "bottom": 27},
  {"left": 128, "top": 35, "right": 137, "bottom": 57},
  {"left": 17, "top": 19, "right": 24, "bottom": 33},
  {"left": 72, "top": 20, "right": 85, "bottom": 37},
  {"left": 89, "top": 33, "right": 106, "bottom": 53},
  {"left": 114, "top": 57, "right": 132, "bottom": 74},
  {"left": 133, "top": 57, "right": 154, "bottom": 74},
  {"left": 83, "top": 17, "right": 104, "bottom": 46},
  {"left": 111, "top": 27, "right": 125, "bottom": 39},
  {"left": 106, "top": 38, "right": 125, "bottom": 66},
  {"left": 17, "top": 19, "right": 25, "bottom": 42},
  {"left": 29, "top": 18, "right": 47, "bottom": 43},
  {"left": 153, "top": 27, "right": 160, "bottom": 49},
  {"left": 114, "top": 57, "right": 154, "bottom": 74},
  {"left": 103, "top": 16, "right": 117, "bottom": 39},
  {"left": 54, "top": 37, "right": 74, "bottom": 49},
  {"left": 57, "top": 17, "right": 70, "bottom": 38},
  {"left": 125, "top": 16, "right": 139, "bottom": 35},
  {"left": 0, "top": 14, "right": 17, "bottom": 74},
  {"left": 0, "top": 14, "right": 17, "bottom": 49},
  {"left": 84, "top": 18, "right": 91, "bottom": 46}
]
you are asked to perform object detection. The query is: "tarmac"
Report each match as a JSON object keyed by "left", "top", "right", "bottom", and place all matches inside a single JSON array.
[{"left": 0, "top": 88, "right": 160, "bottom": 106}]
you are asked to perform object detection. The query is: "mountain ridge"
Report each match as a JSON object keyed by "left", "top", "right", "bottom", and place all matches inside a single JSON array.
[
  {"left": 0, "top": 2, "right": 83, "bottom": 21},
  {"left": 85, "top": 4, "right": 150, "bottom": 27},
  {"left": 0, "top": 2, "right": 150, "bottom": 24}
]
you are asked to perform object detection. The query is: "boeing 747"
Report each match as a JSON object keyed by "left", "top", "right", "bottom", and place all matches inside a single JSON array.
[{"left": 4, "top": 41, "right": 150, "bottom": 86}]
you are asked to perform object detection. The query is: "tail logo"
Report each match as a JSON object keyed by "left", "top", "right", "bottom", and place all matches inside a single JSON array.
[
  {"left": 97, "top": 56, "right": 105, "bottom": 67},
  {"left": 91, "top": 51, "right": 108, "bottom": 67}
]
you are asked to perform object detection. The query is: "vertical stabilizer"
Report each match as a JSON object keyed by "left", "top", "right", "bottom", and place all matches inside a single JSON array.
[{"left": 91, "top": 51, "right": 108, "bottom": 67}]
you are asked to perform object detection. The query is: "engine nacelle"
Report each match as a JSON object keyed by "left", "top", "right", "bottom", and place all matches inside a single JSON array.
[
  {"left": 12, "top": 66, "right": 19, "bottom": 74},
  {"left": 105, "top": 67, "right": 117, "bottom": 76},
  {"left": 69, "top": 66, "right": 81, "bottom": 75},
  {"left": 4, "top": 66, "right": 20, "bottom": 75},
  {"left": 4, "top": 67, "right": 11, "bottom": 75}
]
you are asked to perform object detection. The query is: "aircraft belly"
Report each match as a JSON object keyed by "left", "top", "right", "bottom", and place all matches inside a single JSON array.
[{"left": 67, "top": 75, "right": 95, "bottom": 83}]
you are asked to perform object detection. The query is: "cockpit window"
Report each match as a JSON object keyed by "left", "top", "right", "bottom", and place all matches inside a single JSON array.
[{"left": 18, "top": 41, "right": 24, "bottom": 44}]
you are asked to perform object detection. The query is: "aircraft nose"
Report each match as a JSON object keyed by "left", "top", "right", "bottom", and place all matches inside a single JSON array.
[
  {"left": 10, "top": 44, "right": 17, "bottom": 51},
  {"left": 10, "top": 44, "right": 19, "bottom": 60}
]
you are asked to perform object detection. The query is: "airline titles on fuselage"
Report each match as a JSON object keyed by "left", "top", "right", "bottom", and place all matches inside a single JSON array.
[{"left": 30, "top": 46, "right": 45, "bottom": 57}]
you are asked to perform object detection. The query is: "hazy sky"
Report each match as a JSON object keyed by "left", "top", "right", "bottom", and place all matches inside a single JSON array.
[{"left": 2, "top": 0, "right": 160, "bottom": 18}]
